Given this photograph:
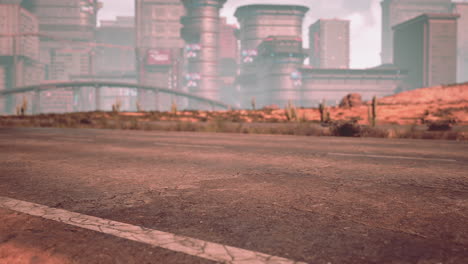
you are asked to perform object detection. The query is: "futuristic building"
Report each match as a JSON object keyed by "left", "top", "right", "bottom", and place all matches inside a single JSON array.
[
  {"left": 451, "top": 2, "right": 468, "bottom": 82},
  {"left": 393, "top": 13, "right": 459, "bottom": 90},
  {"left": 29, "top": 0, "right": 99, "bottom": 79},
  {"left": 300, "top": 65, "right": 407, "bottom": 107},
  {"left": 381, "top": 0, "right": 452, "bottom": 64},
  {"left": 234, "top": 4, "right": 309, "bottom": 108},
  {"left": 181, "top": 0, "right": 227, "bottom": 108},
  {"left": 135, "top": 0, "right": 185, "bottom": 110},
  {"left": 0, "top": 3, "right": 42, "bottom": 113},
  {"left": 309, "top": 19, "right": 350, "bottom": 69}
]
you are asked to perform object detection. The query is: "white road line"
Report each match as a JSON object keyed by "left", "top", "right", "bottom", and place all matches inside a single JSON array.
[
  {"left": 0, "top": 196, "right": 304, "bottom": 264},
  {"left": 154, "top": 142, "right": 225, "bottom": 149},
  {"left": 328, "top": 152, "right": 457, "bottom": 162},
  {"left": 52, "top": 137, "right": 95, "bottom": 142}
]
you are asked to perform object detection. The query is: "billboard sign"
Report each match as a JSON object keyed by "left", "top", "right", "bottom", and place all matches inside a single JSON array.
[
  {"left": 185, "top": 73, "right": 201, "bottom": 87},
  {"left": 146, "top": 49, "right": 172, "bottom": 66}
]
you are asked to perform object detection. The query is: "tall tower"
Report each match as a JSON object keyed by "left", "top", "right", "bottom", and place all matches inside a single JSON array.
[
  {"left": 381, "top": 0, "right": 452, "bottom": 64},
  {"left": 393, "top": 14, "right": 459, "bottom": 89},
  {"left": 451, "top": 2, "right": 468, "bottom": 83},
  {"left": 135, "top": 0, "right": 185, "bottom": 110},
  {"left": 234, "top": 5, "right": 309, "bottom": 108},
  {"left": 0, "top": 2, "right": 41, "bottom": 113},
  {"left": 181, "top": 0, "right": 226, "bottom": 107},
  {"left": 309, "top": 19, "right": 350, "bottom": 69}
]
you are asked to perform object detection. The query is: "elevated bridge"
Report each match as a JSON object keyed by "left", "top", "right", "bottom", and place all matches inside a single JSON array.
[{"left": 0, "top": 81, "right": 232, "bottom": 114}]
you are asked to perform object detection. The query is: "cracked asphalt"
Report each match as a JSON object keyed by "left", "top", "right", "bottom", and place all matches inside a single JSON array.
[{"left": 0, "top": 127, "right": 468, "bottom": 263}]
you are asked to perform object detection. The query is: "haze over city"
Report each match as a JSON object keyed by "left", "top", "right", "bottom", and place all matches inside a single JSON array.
[
  {"left": 0, "top": 1, "right": 468, "bottom": 263},
  {"left": 100, "top": 0, "right": 384, "bottom": 68}
]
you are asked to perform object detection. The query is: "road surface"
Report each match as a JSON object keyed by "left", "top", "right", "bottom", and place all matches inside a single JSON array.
[{"left": 0, "top": 127, "right": 467, "bottom": 263}]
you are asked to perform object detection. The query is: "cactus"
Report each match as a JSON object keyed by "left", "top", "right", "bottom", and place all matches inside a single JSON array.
[
  {"left": 371, "top": 96, "right": 377, "bottom": 127},
  {"left": 319, "top": 100, "right": 328, "bottom": 123},
  {"left": 112, "top": 99, "right": 122, "bottom": 113},
  {"left": 171, "top": 100, "right": 178, "bottom": 115},
  {"left": 251, "top": 97, "right": 256, "bottom": 110},
  {"left": 136, "top": 101, "right": 142, "bottom": 112},
  {"left": 17, "top": 96, "right": 28, "bottom": 116},
  {"left": 285, "top": 100, "right": 297, "bottom": 121},
  {"left": 367, "top": 105, "right": 372, "bottom": 126}
]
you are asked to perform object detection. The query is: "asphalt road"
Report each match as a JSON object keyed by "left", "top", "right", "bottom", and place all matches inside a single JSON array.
[{"left": 0, "top": 127, "right": 467, "bottom": 264}]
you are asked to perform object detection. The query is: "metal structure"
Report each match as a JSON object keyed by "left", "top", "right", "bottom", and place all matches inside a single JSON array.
[
  {"left": 181, "top": 0, "right": 227, "bottom": 107},
  {"left": 0, "top": 80, "right": 232, "bottom": 114}
]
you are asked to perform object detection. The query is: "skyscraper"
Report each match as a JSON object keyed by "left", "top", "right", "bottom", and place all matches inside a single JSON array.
[
  {"left": 381, "top": 0, "right": 452, "bottom": 64},
  {"left": 0, "top": 3, "right": 42, "bottom": 113},
  {"left": 393, "top": 13, "right": 459, "bottom": 89},
  {"left": 451, "top": 2, "right": 468, "bottom": 83},
  {"left": 181, "top": 0, "right": 226, "bottom": 107},
  {"left": 135, "top": 0, "right": 185, "bottom": 110},
  {"left": 30, "top": 0, "right": 99, "bottom": 79},
  {"left": 234, "top": 5, "right": 309, "bottom": 107},
  {"left": 309, "top": 19, "right": 350, "bottom": 69}
]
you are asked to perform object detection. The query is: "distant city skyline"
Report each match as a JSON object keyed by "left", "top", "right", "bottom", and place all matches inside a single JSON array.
[
  {"left": 99, "top": 0, "right": 382, "bottom": 69},
  {"left": 99, "top": 0, "right": 467, "bottom": 68}
]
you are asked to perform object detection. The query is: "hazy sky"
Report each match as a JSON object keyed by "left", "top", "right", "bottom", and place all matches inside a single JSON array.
[{"left": 99, "top": 0, "right": 382, "bottom": 68}]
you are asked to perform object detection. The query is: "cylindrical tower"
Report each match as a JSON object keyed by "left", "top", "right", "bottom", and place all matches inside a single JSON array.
[
  {"left": 234, "top": 5, "right": 309, "bottom": 108},
  {"left": 181, "top": 0, "right": 226, "bottom": 108},
  {"left": 234, "top": 5, "right": 309, "bottom": 74},
  {"left": 256, "top": 36, "right": 306, "bottom": 107}
]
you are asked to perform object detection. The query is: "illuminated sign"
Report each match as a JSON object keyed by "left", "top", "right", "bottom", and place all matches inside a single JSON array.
[
  {"left": 241, "top": 49, "right": 257, "bottom": 63},
  {"left": 291, "top": 71, "right": 302, "bottom": 87},
  {"left": 146, "top": 49, "right": 172, "bottom": 65},
  {"left": 185, "top": 44, "right": 201, "bottom": 59},
  {"left": 185, "top": 73, "right": 201, "bottom": 87}
]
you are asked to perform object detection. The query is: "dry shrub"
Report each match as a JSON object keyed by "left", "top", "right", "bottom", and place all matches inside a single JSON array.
[
  {"left": 426, "top": 119, "right": 456, "bottom": 131},
  {"left": 330, "top": 121, "right": 361, "bottom": 137}
]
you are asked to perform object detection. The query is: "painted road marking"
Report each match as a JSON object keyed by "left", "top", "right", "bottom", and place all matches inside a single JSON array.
[
  {"left": 154, "top": 142, "right": 225, "bottom": 149},
  {"left": 0, "top": 197, "right": 305, "bottom": 264},
  {"left": 328, "top": 152, "right": 457, "bottom": 162}
]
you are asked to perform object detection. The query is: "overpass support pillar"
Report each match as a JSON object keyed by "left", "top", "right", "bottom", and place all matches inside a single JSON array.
[
  {"left": 95, "top": 86, "right": 101, "bottom": 111},
  {"left": 32, "top": 90, "right": 41, "bottom": 115}
]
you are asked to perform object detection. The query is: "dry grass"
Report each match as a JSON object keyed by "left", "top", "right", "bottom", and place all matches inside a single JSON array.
[{"left": 0, "top": 111, "right": 466, "bottom": 141}]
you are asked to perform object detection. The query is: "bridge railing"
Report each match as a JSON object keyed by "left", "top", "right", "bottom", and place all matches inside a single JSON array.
[{"left": 0, "top": 81, "right": 232, "bottom": 115}]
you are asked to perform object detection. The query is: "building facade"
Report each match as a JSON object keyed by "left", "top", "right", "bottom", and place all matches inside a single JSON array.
[
  {"left": 250, "top": 37, "right": 406, "bottom": 108},
  {"left": 93, "top": 16, "right": 137, "bottom": 111},
  {"left": 451, "top": 2, "right": 468, "bottom": 83},
  {"left": 309, "top": 19, "right": 350, "bottom": 69},
  {"left": 254, "top": 36, "right": 306, "bottom": 107},
  {"left": 234, "top": 4, "right": 309, "bottom": 108},
  {"left": 31, "top": 0, "right": 98, "bottom": 79},
  {"left": 218, "top": 17, "right": 239, "bottom": 107},
  {"left": 300, "top": 65, "right": 407, "bottom": 107},
  {"left": 96, "top": 16, "right": 135, "bottom": 77},
  {"left": 180, "top": 0, "right": 226, "bottom": 109},
  {"left": 135, "top": 0, "right": 185, "bottom": 110},
  {"left": 381, "top": 0, "right": 452, "bottom": 64},
  {"left": 0, "top": 3, "right": 42, "bottom": 113},
  {"left": 393, "top": 13, "right": 459, "bottom": 90}
]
